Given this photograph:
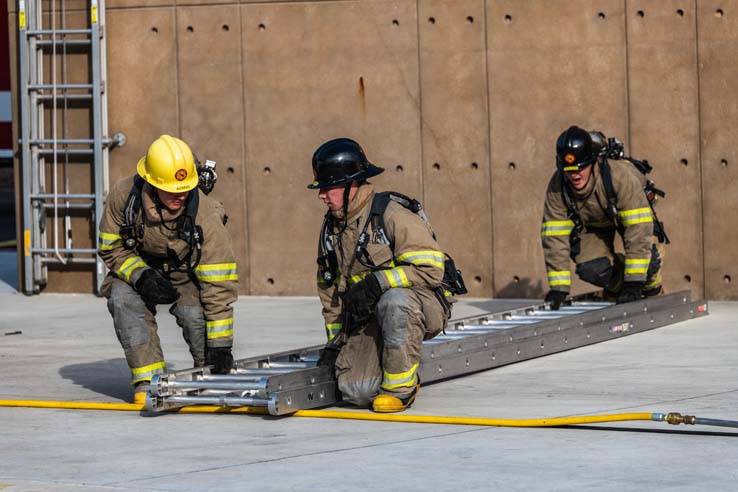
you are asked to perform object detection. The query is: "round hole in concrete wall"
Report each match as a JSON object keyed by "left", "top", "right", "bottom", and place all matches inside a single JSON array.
[
  {"left": 513, "top": 276, "right": 520, "bottom": 283},
  {"left": 724, "top": 275, "right": 732, "bottom": 284},
  {"left": 721, "top": 159, "right": 728, "bottom": 167},
  {"left": 396, "top": 165, "right": 404, "bottom": 173},
  {"left": 227, "top": 167, "right": 235, "bottom": 174},
  {"left": 432, "top": 163, "right": 441, "bottom": 171},
  {"left": 474, "top": 276, "right": 482, "bottom": 283},
  {"left": 715, "top": 9, "right": 724, "bottom": 18},
  {"left": 598, "top": 12, "right": 606, "bottom": 20},
  {"left": 466, "top": 16, "right": 474, "bottom": 24},
  {"left": 259, "top": 23, "right": 266, "bottom": 31},
  {"left": 684, "top": 274, "right": 691, "bottom": 283},
  {"left": 392, "top": 19, "right": 399, "bottom": 27},
  {"left": 222, "top": 24, "right": 230, "bottom": 32},
  {"left": 428, "top": 17, "right": 436, "bottom": 24},
  {"left": 504, "top": 14, "right": 512, "bottom": 24},
  {"left": 187, "top": 26, "right": 194, "bottom": 32},
  {"left": 676, "top": 9, "right": 684, "bottom": 17},
  {"left": 508, "top": 162, "right": 516, "bottom": 170},
  {"left": 680, "top": 158, "right": 688, "bottom": 166},
  {"left": 470, "top": 162, "right": 479, "bottom": 170},
  {"left": 267, "top": 278, "right": 275, "bottom": 285},
  {"left": 637, "top": 10, "right": 645, "bottom": 18},
  {"left": 151, "top": 27, "right": 159, "bottom": 35},
  {"left": 263, "top": 167, "right": 271, "bottom": 176}
]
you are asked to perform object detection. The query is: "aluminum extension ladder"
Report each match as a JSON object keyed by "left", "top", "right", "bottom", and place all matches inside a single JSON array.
[
  {"left": 147, "top": 291, "right": 708, "bottom": 415},
  {"left": 17, "top": 0, "right": 122, "bottom": 294}
]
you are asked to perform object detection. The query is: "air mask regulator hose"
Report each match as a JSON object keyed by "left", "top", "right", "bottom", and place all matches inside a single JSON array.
[{"left": 0, "top": 399, "right": 737, "bottom": 430}]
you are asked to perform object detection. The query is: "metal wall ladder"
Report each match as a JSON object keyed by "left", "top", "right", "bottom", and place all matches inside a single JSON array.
[
  {"left": 147, "top": 291, "right": 708, "bottom": 415},
  {"left": 17, "top": 0, "right": 121, "bottom": 294}
]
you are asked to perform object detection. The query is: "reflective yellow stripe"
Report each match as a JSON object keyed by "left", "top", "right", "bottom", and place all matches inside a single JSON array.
[
  {"left": 618, "top": 207, "right": 653, "bottom": 226},
  {"left": 195, "top": 263, "right": 238, "bottom": 282},
  {"left": 547, "top": 270, "right": 571, "bottom": 286},
  {"left": 326, "top": 323, "right": 342, "bottom": 341},
  {"left": 381, "top": 267, "right": 411, "bottom": 288},
  {"left": 396, "top": 250, "right": 445, "bottom": 269},
  {"left": 98, "top": 231, "right": 122, "bottom": 251},
  {"left": 117, "top": 256, "right": 146, "bottom": 282},
  {"left": 206, "top": 318, "right": 234, "bottom": 339},
  {"left": 131, "top": 361, "right": 166, "bottom": 384},
  {"left": 349, "top": 271, "right": 371, "bottom": 285},
  {"left": 563, "top": 165, "right": 579, "bottom": 172},
  {"left": 625, "top": 258, "right": 650, "bottom": 275},
  {"left": 541, "top": 220, "right": 575, "bottom": 237},
  {"left": 382, "top": 362, "right": 419, "bottom": 390}
]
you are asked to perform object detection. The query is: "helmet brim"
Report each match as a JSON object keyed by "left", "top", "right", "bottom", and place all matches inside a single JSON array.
[
  {"left": 137, "top": 155, "right": 199, "bottom": 193},
  {"left": 307, "top": 162, "right": 384, "bottom": 189}
]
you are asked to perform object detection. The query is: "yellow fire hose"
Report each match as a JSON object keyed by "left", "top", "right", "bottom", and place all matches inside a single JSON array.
[{"left": 1, "top": 399, "right": 736, "bottom": 429}]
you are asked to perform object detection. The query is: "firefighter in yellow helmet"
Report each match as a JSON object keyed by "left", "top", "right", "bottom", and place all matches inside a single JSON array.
[
  {"left": 98, "top": 135, "right": 238, "bottom": 404},
  {"left": 310, "top": 138, "right": 465, "bottom": 413}
]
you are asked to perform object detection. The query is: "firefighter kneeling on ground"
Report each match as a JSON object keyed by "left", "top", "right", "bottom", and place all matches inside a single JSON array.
[
  {"left": 542, "top": 126, "right": 667, "bottom": 309},
  {"left": 98, "top": 135, "right": 238, "bottom": 404},
  {"left": 310, "top": 138, "right": 465, "bottom": 413}
]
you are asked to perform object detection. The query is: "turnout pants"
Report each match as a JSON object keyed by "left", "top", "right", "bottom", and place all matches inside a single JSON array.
[
  {"left": 103, "top": 270, "right": 206, "bottom": 385},
  {"left": 335, "top": 287, "right": 448, "bottom": 407},
  {"left": 574, "top": 229, "right": 664, "bottom": 294}
]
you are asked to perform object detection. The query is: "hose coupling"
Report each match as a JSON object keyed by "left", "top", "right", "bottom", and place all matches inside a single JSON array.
[{"left": 665, "top": 412, "right": 696, "bottom": 425}]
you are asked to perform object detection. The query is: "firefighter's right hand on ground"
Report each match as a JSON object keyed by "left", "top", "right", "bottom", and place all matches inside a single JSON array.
[
  {"left": 617, "top": 282, "right": 643, "bottom": 304},
  {"left": 545, "top": 290, "right": 568, "bottom": 310},
  {"left": 343, "top": 274, "right": 383, "bottom": 324},
  {"left": 135, "top": 269, "right": 180, "bottom": 305},
  {"left": 206, "top": 347, "right": 234, "bottom": 374}
]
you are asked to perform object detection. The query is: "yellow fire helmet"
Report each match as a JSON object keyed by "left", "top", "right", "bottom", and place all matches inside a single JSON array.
[{"left": 136, "top": 135, "right": 199, "bottom": 193}]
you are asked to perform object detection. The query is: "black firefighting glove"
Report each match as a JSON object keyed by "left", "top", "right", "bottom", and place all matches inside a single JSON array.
[
  {"left": 617, "top": 281, "right": 644, "bottom": 304},
  {"left": 135, "top": 269, "right": 180, "bottom": 305},
  {"left": 545, "top": 290, "right": 568, "bottom": 310},
  {"left": 206, "top": 347, "right": 234, "bottom": 374},
  {"left": 343, "top": 274, "right": 383, "bottom": 325},
  {"left": 317, "top": 346, "right": 340, "bottom": 370}
]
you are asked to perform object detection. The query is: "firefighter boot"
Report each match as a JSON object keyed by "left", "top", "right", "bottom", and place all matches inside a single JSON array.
[
  {"left": 372, "top": 384, "right": 420, "bottom": 413},
  {"left": 133, "top": 382, "right": 150, "bottom": 405}
]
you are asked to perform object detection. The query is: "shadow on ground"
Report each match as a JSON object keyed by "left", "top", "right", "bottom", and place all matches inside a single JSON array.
[{"left": 59, "top": 358, "right": 133, "bottom": 400}]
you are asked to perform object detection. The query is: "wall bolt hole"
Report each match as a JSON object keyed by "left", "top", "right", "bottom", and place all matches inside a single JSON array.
[
  {"left": 392, "top": 19, "right": 399, "bottom": 27},
  {"left": 258, "top": 23, "right": 266, "bottom": 31},
  {"left": 725, "top": 275, "right": 732, "bottom": 284},
  {"left": 676, "top": 9, "right": 684, "bottom": 17},
  {"left": 508, "top": 162, "right": 516, "bottom": 170},
  {"left": 474, "top": 276, "right": 482, "bottom": 284},
  {"left": 598, "top": 12, "right": 606, "bottom": 20},
  {"left": 721, "top": 159, "right": 728, "bottom": 167},
  {"left": 151, "top": 27, "right": 159, "bottom": 34},
  {"left": 504, "top": 14, "right": 512, "bottom": 24},
  {"left": 186, "top": 26, "right": 194, "bottom": 32},
  {"left": 715, "top": 9, "right": 724, "bottom": 17},
  {"left": 684, "top": 274, "right": 691, "bottom": 282},
  {"left": 267, "top": 278, "right": 275, "bottom": 285},
  {"left": 637, "top": 10, "right": 645, "bottom": 18},
  {"left": 263, "top": 167, "right": 271, "bottom": 176},
  {"left": 227, "top": 167, "right": 235, "bottom": 174},
  {"left": 432, "top": 162, "right": 441, "bottom": 171},
  {"left": 680, "top": 158, "right": 688, "bottom": 166},
  {"left": 513, "top": 276, "right": 520, "bottom": 283},
  {"left": 470, "top": 162, "right": 479, "bottom": 170},
  {"left": 466, "top": 16, "right": 474, "bottom": 24},
  {"left": 396, "top": 165, "right": 404, "bottom": 173},
  {"left": 428, "top": 17, "right": 436, "bottom": 24}
]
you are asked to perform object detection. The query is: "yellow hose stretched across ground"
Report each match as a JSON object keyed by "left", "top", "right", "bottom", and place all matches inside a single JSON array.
[{"left": 0, "top": 399, "right": 655, "bottom": 427}]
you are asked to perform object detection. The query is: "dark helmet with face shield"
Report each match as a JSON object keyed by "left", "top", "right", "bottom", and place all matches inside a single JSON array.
[{"left": 308, "top": 138, "right": 384, "bottom": 189}]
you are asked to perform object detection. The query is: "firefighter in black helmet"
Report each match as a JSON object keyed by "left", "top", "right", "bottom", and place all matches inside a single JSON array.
[
  {"left": 309, "top": 138, "right": 454, "bottom": 413},
  {"left": 541, "top": 126, "right": 665, "bottom": 308}
]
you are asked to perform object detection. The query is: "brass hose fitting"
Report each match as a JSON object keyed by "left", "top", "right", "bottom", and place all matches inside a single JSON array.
[{"left": 665, "top": 412, "right": 696, "bottom": 425}]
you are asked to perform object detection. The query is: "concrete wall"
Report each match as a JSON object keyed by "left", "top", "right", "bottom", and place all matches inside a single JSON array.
[{"left": 8, "top": 0, "right": 738, "bottom": 300}]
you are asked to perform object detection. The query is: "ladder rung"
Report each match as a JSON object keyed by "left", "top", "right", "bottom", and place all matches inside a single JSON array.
[
  {"left": 32, "top": 193, "right": 96, "bottom": 200},
  {"left": 27, "top": 29, "right": 92, "bottom": 36},
  {"left": 38, "top": 94, "right": 93, "bottom": 101},
  {"left": 31, "top": 248, "right": 97, "bottom": 255},
  {"left": 41, "top": 257, "right": 97, "bottom": 265},
  {"left": 31, "top": 139, "right": 96, "bottom": 145},
  {"left": 29, "top": 84, "right": 93, "bottom": 91},
  {"left": 37, "top": 40, "right": 91, "bottom": 47},
  {"left": 38, "top": 149, "right": 93, "bottom": 155},
  {"left": 42, "top": 203, "right": 94, "bottom": 210}
]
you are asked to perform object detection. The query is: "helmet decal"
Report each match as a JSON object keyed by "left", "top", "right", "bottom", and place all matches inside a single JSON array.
[
  {"left": 564, "top": 153, "right": 576, "bottom": 164},
  {"left": 174, "top": 168, "right": 188, "bottom": 181}
]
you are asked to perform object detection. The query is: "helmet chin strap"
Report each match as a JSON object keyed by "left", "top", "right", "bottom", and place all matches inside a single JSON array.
[{"left": 334, "top": 181, "right": 352, "bottom": 234}]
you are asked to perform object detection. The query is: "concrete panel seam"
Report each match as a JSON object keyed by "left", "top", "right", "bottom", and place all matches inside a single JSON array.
[
  {"left": 693, "top": 0, "right": 706, "bottom": 299},
  {"left": 482, "top": 0, "right": 494, "bottom": 295}
]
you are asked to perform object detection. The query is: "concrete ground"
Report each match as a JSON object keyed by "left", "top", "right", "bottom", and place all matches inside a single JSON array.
[{"left": 0, "top": 282, "right": 737, "bottom": 491}]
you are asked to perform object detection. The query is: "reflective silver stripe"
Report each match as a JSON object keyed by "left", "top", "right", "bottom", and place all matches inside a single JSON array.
[{"left": 541, "top": 220, "right": 575, "bottom": 237}]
